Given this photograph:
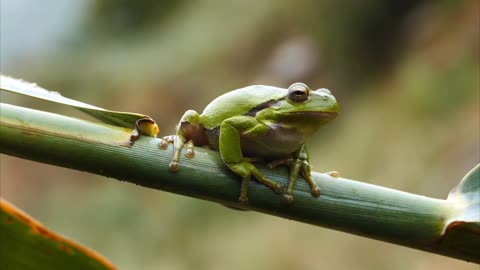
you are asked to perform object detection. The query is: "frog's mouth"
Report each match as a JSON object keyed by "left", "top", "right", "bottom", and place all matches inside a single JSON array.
[{"left": 288, "top": 111, "right": 338, "bottom": 121}]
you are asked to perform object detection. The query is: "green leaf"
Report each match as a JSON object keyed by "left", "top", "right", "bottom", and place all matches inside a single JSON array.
[
  {"left": 0, "top": 75, "right": 159, "bottom": 138},
  {"left": 448, "top": 164, "right": 480, "bottom": 223},
  {"left": 441, "top": 164, "right": 480, "bottom": 261},
  {"left": 0, "top": 198, "right": 116, "bottom": 270}
]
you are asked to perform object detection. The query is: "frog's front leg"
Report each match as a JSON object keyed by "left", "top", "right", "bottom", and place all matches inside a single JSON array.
[
  {"left": 220, "top": 116, "right": 284, "bottom": 204},
  {"left": 269, "top": 144, "right": 320, "bottom": 204},
  {"left": 159, "top": 110, "right": 199, "bottom": 171}
]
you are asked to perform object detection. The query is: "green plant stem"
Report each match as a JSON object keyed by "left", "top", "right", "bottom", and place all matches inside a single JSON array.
[{"left": 0, "top": 103, "right": 478, "bottom": 263}]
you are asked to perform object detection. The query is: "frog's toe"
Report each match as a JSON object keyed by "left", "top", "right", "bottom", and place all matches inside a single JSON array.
[
  {"left": 184, "top": 140, "right": 195, "bottom": 158},
  {"left": 159, "top": 135, "right": 176, "bottom": 149},
  {"left": 282, "top": 194, "right": 294, "bottom": 205},
  {"left": 238, "top": 195, "right": 249, "bottom": 205},
  {"left": 185, "top": 147, "right": 195, "bottom": 158},
  {"left": 311, "top": 186, "right": 321, "bottom": 198},
  {"left": 169, "top": 161, "right": 180, "bottom": 172},
  {"left": 159, "top": 140, "right": 169, "bottom": 150},
  {"left": 273, "top": 183, "right": 285, "bottom": 194}
]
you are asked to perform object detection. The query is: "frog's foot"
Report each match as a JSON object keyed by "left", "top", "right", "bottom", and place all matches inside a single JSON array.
[
  {"left": 274, "top": 157, "right": 321, "bottom": 204},
  {"left": 269, "top": 158, "right": 321, "bottom": 197},
  {"left": 159, "top": 135, "right": 194, "bottom": 172},
  {"left": 282, "top": 194, "right": 294, "bottom": 205},
  {"left": 228, "top": 161, "right": 284, "bottom": 204},
  {"left": 184, "top": 140, "right": 195, "bottom": 158},
  {"left": 299, "top": 160, "right": 321, "bottom": 198},
  {"left": 268, "top": 158, "right": 304, "bottom": 204},
  {"left": 159, "top": 135, "right": 175, "bottom": 149},
  {"left": 238, "top": 187, "right": 249, "bottom": 205}
]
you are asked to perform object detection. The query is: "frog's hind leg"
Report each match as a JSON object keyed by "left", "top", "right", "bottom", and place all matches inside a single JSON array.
[
  {"left": 227, "top": 162, "right": 284, "bottom": 203},
  {"left": 269, "top": 145, "right": 321, "bottom": 204},
  {"left": 219, "top": 116, "right": 284, "bottom": 204}
]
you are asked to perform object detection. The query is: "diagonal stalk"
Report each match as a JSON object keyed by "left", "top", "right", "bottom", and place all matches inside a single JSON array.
[{"left": 0, "top": 103, "right": 478, "bottom": 263}]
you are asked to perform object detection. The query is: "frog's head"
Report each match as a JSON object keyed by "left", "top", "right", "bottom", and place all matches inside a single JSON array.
[
  {"left": 283, "top": 82, "right": 339, "bottom": 115},
  {"left": 257, "top": 82, "right": 340, "bottom": 135}
]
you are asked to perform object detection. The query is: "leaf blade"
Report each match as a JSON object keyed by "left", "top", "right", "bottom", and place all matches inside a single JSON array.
[
  {"left": 0, "top": 198, "right": 117, "bottom": 270},
  {"left": 0, "top": 75, "right": 159, "bottom": 136}
]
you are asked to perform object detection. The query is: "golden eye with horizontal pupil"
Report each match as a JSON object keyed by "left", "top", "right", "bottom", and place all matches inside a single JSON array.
[{"left": 287, "top": 83, "right": 309, "bottom": 102}]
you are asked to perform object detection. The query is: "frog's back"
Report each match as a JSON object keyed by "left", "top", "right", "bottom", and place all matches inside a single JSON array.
[{"left": 200, "top": 85, "right": 286, "bottom": 129}]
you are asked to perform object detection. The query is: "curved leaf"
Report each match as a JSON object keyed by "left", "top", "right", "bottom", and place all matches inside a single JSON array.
[
  {"left": 442, "top": 164, "right": 480, "bottom": 261},
  {"left": 0, "top": 198, "right": 116, "bottom": 270},
  {"left": 0, "top": 75, "right": 159, "bottom": 138}
]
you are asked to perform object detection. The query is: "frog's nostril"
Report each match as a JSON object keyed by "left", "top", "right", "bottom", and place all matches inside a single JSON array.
[{"left": 317, "top": 88, "right": 332, "bottom": 95}]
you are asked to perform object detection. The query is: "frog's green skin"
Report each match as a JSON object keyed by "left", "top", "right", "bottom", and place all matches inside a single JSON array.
[{"left": 160, "top": 83, "right": 339, "bottom": 204}]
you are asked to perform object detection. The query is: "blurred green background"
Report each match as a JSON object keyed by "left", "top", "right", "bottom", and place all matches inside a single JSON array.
[{"left": 1, "top": 0, "right": 478, "bottom": 269}]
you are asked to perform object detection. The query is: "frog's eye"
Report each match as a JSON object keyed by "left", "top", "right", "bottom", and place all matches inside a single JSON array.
[{"left": 287, "top": 83, "right": 309, "bottom": 102}]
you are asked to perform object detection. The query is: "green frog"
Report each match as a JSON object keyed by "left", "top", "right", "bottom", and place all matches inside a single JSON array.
[{"left": 160, "top": 83, "right": 339, "bottom": 204}]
